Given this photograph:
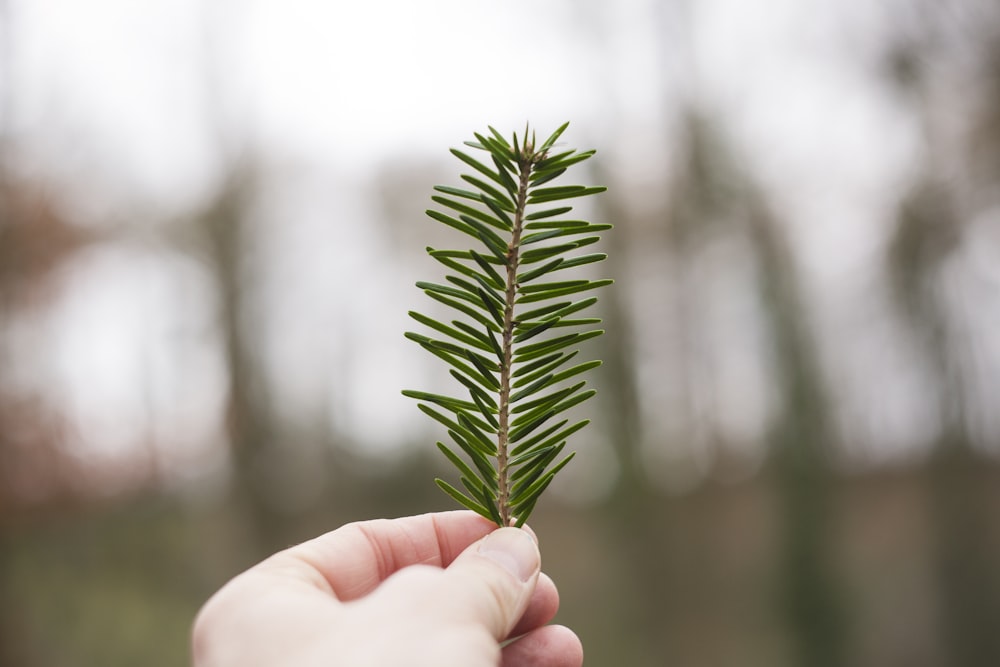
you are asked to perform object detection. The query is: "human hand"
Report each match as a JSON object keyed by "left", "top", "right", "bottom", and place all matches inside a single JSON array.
[{"left": 192, "top": 510, "right": 583, "bottom": 667}]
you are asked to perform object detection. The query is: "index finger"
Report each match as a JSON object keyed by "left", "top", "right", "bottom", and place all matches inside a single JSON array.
[{"left": 267, "top": 510, "right": 498, "bottom": 601}]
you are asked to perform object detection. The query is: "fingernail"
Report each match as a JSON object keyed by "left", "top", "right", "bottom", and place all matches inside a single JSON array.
[{"left": 478, "top": 528, "right": 539, "bottom": 582}]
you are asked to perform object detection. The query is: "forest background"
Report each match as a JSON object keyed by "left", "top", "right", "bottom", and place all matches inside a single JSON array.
[{"left": 2, "top": 1, "right": 1000, "bottom": 665}]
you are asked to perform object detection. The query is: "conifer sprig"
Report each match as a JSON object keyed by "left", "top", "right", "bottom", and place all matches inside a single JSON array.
[{"left": 404, "top": 122, "right": 610, "bottom": 527}]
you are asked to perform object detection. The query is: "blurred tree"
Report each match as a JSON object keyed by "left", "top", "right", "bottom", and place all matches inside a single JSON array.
[
  {"left": 576, "top": 0, "right": 848, "bottom": 660},
  {"left": 883, "top": 2, "right": 1000, "bottom": 658},
  {"left": 0, "top": 172, "right": 94, "bottom": 666},
  {"left": 745, "top": 196, "right": 846, "bottom": 667},
  {"left": 193, "top": 164, "right": 293, "bottom": 556},
  {"left": 590, "top": 100, "right": 847, "bottom": 664},
  {"left": 0, "top": 177, "right": 92, "bottom": 665},
  {"left": 666, "top": 110, "right": 846, "bottom": 667},
  {"left": 589, "top": 155, "right": 658, "bottom": 666}
]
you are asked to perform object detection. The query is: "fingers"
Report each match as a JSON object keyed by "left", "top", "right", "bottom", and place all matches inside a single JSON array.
[
  {"left": 501, "top": 625, "right": 584, "bottom": 667},
  {"left": 195, "top": 512, "right": 578, "bottom": 667},
  {"left": 510, "top": 573, "right": 560, "bottom": 637},
  {"left": 272, "top": 510, "right": 498, "bottom": 600},
  {"left": 266, "top": 512, "right": 560, "bottom": 640}
]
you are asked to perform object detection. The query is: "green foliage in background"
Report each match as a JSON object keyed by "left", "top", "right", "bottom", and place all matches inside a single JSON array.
[{"left": 404, "top": 123, "right": 610, "bottom": 527}]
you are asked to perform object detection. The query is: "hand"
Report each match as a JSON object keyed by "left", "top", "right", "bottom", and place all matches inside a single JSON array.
[{"left": 192, "top": 510, "right": 583, "bottom": 667}]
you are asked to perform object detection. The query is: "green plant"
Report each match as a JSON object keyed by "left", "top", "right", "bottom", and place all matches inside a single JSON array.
[{"left": 403, "top": 122, "right": 610, "bottom": 527}]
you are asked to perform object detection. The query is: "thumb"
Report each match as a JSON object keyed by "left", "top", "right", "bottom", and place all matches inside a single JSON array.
[
  {"left": 372, "top": 526, "right": 541, "bottom": 642},
  {"left": 443, "top": 527, "right": 541, "bottom": 639}
]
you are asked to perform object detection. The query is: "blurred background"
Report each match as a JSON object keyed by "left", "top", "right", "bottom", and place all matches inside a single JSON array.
[{"left": 2, "top": 0, "right": 1000, "bottom": 665}]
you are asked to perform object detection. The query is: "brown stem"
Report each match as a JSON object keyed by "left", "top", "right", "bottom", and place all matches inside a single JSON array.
[{"left": 497, "top": 154, "right": 534, "bottom": 526}]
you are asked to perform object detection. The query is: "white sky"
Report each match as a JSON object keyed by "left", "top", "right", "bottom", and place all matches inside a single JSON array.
[
  {"left": 6, "top": 0, "right": 985, "bottom": 492},
  {"left": 7, "top": 0, "right": 621, "bottom": 210}
]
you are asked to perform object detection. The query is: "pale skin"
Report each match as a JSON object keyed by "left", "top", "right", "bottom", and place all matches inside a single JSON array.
[{"left": 192, "top": 510, "right": 584, "bottom": 667}]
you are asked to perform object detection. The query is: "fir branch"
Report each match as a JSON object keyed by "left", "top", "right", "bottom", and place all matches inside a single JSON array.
[{"left": 404, "top": 122, "right": 609, "bottom": 527}]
